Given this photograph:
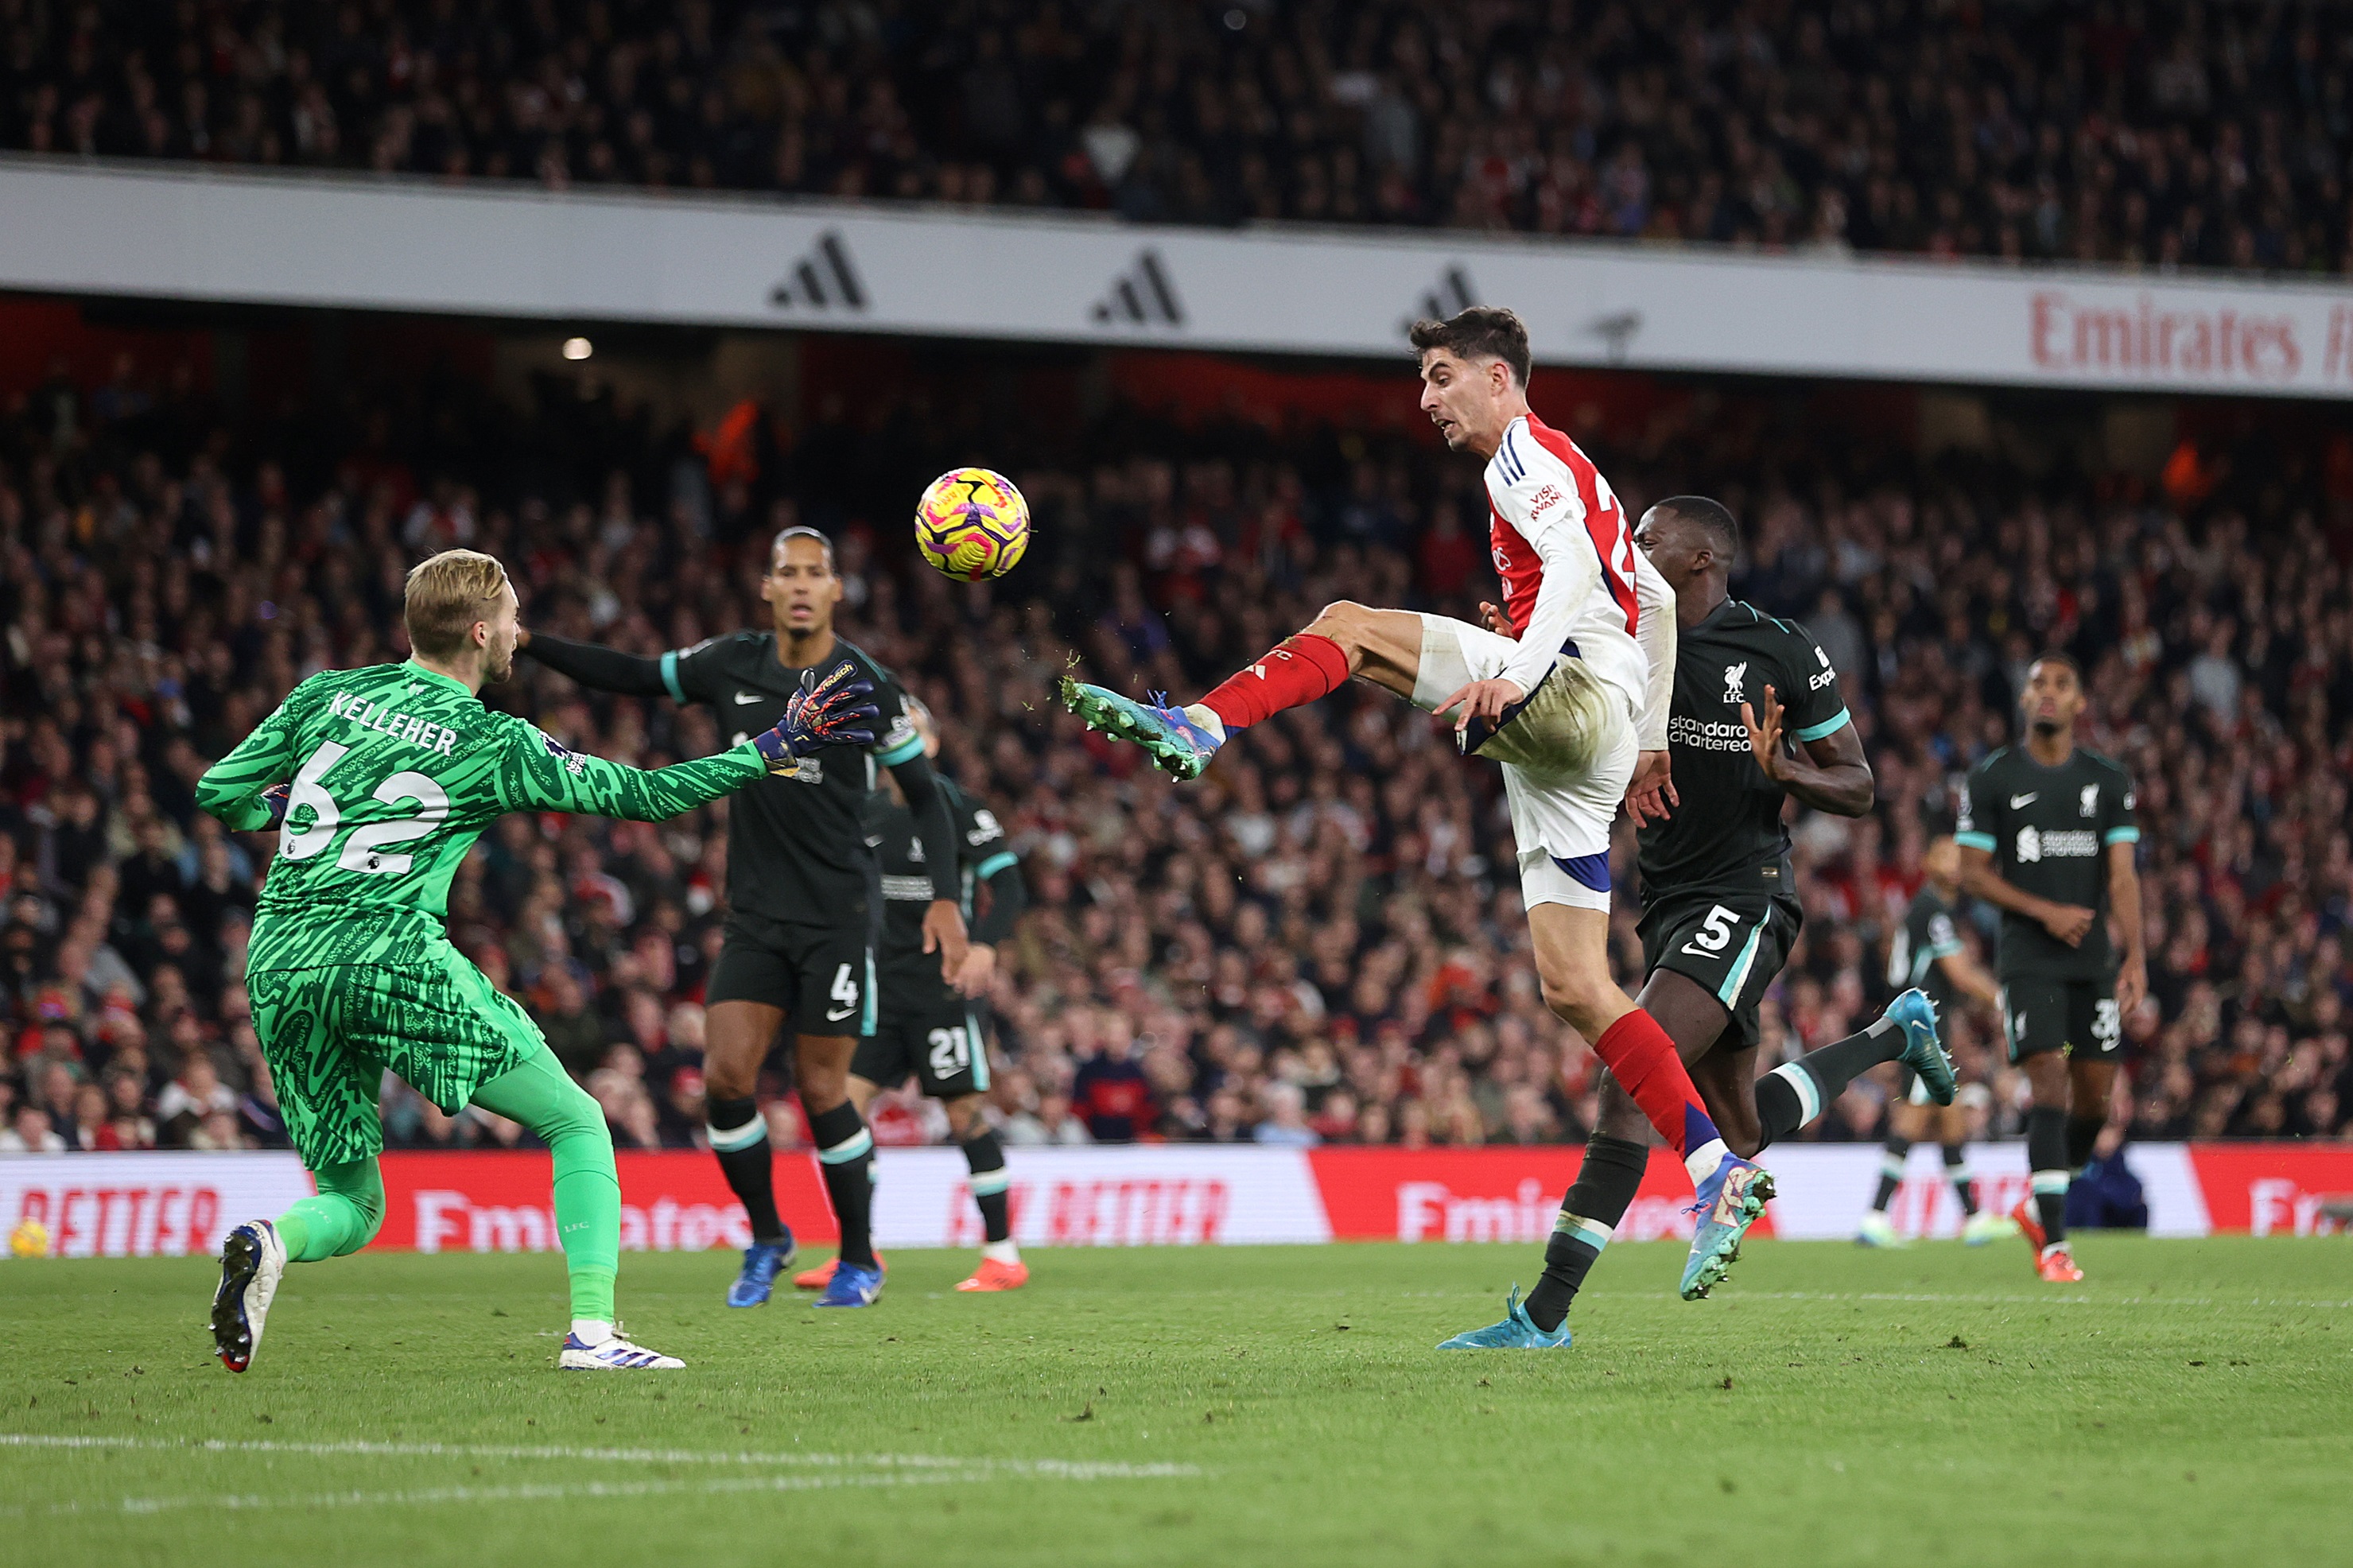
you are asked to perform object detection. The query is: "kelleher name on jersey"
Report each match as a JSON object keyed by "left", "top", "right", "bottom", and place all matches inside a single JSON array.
[{"left": 327, "top": 689, "right": 460, "bottom": 755}]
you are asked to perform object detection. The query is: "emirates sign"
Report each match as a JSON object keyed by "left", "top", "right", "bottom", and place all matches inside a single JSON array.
[{"left": 4, "top": 159, "right": 2352, "bottom": 398}]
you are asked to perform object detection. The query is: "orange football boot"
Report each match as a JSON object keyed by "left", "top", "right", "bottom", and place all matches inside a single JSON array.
[
  {"left": 2035, "top": 1246, "right": 2084, "bottom": 1283},
  {"left": 954, "top": 1257, "right": 1030, "bottom": 1292}
]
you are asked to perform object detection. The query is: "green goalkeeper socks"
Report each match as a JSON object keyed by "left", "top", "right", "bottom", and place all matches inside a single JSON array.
[
  {"left": 277, "top": 1157, "right": 386, "bottom": 1261},
  {"left": 473, "top": 1044, "right": 621, "bottom": 1323}
]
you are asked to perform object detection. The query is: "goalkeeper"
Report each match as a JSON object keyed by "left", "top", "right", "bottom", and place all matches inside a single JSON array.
[{"left": 197, "top": 549, "right": 876, "bottom": 1373}]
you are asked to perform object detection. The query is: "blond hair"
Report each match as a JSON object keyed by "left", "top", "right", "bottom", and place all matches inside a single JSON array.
[{"left": 403, "top": 549, "right": 510, "bottom": 660}]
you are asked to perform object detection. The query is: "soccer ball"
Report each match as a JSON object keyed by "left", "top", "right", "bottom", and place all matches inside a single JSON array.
[
  {"left": 9, "top": 1217, "right": 49, "bottom": 1259},
  {"left": 914, "top": 467, "right": 1030, "bottom": 582}
]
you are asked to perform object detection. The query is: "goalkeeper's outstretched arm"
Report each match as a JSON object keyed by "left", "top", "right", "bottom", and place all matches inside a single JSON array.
[{"left": 517, "top": 631, "right": 675, "bottom": 699}]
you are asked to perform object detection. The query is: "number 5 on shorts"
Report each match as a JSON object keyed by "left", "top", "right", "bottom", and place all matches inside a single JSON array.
[{"left": 1681, "top": 904, "right": 1743, "bottom": 957}]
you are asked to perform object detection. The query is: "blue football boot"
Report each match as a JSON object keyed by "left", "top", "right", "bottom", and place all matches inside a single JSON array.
[
  {"left": 726, "top": 1237, "right": 798, "bottom": 1307},
  {"left": 1436, "top": 1284, "right": 1574, "bottom": 1349},
  {"left": 1886, "top": 988, "right": 1956, "bottom": 1105},
  {"left": 1680, "top": 1154, "right": 1776, "bottom": 1300},
  {"left": 813, "top": 1259, "right": 885, "bottom": 1308},
  {"left": 1058, "top": 680, "right": 1224, "bottom": 779}
]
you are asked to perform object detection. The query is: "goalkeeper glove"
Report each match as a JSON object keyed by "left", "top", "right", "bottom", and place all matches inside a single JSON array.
[{"left": 752, "top": 662, "right": 879, "bottom": 776}]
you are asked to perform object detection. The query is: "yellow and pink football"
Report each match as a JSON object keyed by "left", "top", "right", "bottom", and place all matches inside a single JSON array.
[{"left": 914, "top": 467, "right": 1030, "bottom": 582}]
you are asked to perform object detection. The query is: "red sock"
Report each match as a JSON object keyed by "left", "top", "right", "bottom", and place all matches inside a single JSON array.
[
  {"left": 1593, "top": 1008, "right": 1723, "bottom": 1161},
  {"left": 1198, "top": 634, "right": 1350, "bottom": 732}
]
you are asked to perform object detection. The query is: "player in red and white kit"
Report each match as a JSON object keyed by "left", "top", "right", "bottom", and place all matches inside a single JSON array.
[{"left": 1062, "top": 306, "right": 1773, "bottom": 1332}]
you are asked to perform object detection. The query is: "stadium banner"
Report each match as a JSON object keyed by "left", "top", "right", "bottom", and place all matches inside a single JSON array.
[
  {"left": 1309, "top": 1142, "right": 2208, "bottom": 1243},
  {"left": 364, "top": 1144, "right": 1330, "bottom": 1256},
  {"left": 0, "top": 1151, "right": 312, "bottom": 1257},
  {"left": 2182, "top": 1144, "right": 2353, "bottom": 1236},
  {"left": 4, "top": 159, "right": 2352, "bottom": 398},
  {"left": 0, "top": 1141, "right": 2292, "bottom": 1256}
]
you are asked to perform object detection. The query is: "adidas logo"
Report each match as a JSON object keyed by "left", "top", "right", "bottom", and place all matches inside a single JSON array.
[
  {"left": 768, "top": 231, "right": 868, "bottom": 312},
  {"left": 1585, "top": 309, "right": 1643, "bottom": 363},
  {"left": 1089, "top": 249, "right": 1184, "bottom": 327},
  {"left": 1404, "top": 263, "right": 1478, "bottom": 332}
]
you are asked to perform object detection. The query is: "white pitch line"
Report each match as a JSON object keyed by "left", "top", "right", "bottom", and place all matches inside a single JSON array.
[
  {"left": 0, "top": 1432, "right": 1195, "bottom": 1481},
  {"left": 34, "top": 1470, "right": 973, "bottom": 1517},
  {"left": 1577, "top": 1289, "right": 2353, "bottom": 1310}
]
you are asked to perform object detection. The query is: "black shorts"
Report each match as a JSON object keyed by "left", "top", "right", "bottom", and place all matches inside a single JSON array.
[
  {"left": 706, "top": 909, "right": 875, "bottom": 1038},
  {"left": 2000, "top": 977, "right": 2121, "bottom": 1065},
  {"left": 1639, "top": 890, "right": 1804, "bottom": 1054},
  {"left": 852, "top": 989, "right": 990, "bottom": 1099}
]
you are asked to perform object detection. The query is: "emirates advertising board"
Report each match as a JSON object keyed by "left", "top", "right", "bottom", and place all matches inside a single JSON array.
[
  {"left": 3, "top": 160, "right": 2351, "bottom": 398},
  {"left": 5, "top": 1143, "right": 2346, "bottom": 1258}
]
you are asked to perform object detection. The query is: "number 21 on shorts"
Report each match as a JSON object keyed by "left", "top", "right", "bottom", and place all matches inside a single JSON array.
[
  {"left": 928, "top": 1027, "right": 971, "bottom": 1080},
  {"left": 1681, "top": 904, "right": 1743, "bottom": 957}
]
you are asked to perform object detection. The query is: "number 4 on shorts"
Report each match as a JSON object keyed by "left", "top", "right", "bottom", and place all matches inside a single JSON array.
[{"left": 824, "top": 962, "right": 860, "bottom": 1024}]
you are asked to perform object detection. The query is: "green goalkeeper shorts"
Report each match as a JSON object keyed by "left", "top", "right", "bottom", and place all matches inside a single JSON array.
[{"left": 247, "top": 943, "right": 545, "bottom": 1168}]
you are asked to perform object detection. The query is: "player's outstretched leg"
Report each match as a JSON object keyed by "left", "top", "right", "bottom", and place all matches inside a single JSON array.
[
  {"left": 1754, "top": 989, "right": 1949, "bottom": 1147},
  {"left": 472, "top": 1046, "right": 682, "bottom": 1368},
  {"left": 212, "top": 1157, "right": 385, "bottom": 1372},
  {"left": 1062, "top": 604, "right": 1419, "bottom": 778}
]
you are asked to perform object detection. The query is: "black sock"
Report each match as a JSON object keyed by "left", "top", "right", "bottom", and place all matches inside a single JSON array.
[
  {"left": 2026, "top": 1106, "right": 2069, "bottom": 1247},
  {"left": 705, "top": 1095, "right": 787, "bottom": 1244},
  {"left": 1524, "top": 1135, "right": 1648, "bottom": 1333},
  {"left": 1870, "top": 1138, "right": 1912, "bottom": 1212},
  {"left": 2065, "top": 1114, "right": 2105, "bottom": 1174},
  {"left": 1943, "top": 1143, "right": 1978, "bottom": 1216},
  {"left": 1756, "top": 1017, "right": 1902, "bottom": 1144},
  {"left": 808, "top": 1101, "right": 877, "bottom": 1267},
  {"left": 961, "top": 1129, "right": 1012, "bottom": 1244}
]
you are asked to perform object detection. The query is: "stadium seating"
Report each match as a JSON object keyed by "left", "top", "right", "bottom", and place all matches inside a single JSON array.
[
  {"left": 2, "top": 2, "right": 2349, "bottom": 271},
  {"left": 1, "top": 347, "right": 2347, "bottom": 1157}
]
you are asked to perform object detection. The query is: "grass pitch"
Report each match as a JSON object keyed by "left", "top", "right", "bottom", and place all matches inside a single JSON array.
[{"left": 6, "top": 1236, "right": 2347, "bottom": 1567}]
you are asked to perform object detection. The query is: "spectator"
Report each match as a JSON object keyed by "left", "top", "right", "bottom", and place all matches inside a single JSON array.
[
  {"left": 0, "top": 1105, "right": 65, "bottom": 1153},
  {"left": 154, "top": 1054, "right": 236, "bottom": 1146},
  {"left": 1253, "top": 1081, "right": 1321, "bottom": 1148},
  {"left": 1072, "top": 1030, "right": 1156, "bottom": 1145}
]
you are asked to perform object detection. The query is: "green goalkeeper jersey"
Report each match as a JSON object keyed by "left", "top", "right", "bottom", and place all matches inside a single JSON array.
[{"left": 196, "top": 662, "right": 767, "bottom": 973}]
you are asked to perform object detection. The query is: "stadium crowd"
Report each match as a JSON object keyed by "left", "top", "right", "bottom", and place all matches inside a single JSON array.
[
  {"left": 6, "top": 2, "right": 2353, "bottom": 273},
  {"left": 1, "top": 343, "right": 2351, "bottom": 1160}
]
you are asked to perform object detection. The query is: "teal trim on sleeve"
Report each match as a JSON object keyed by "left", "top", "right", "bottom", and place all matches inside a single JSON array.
[
  {"left": 1926, "top": 941, "right": 1966, "bottom": 961},
  {"left": 1792, "top": 708, "right": 1851, "bottom": 743},
  {"left": 2104, "top": 826, "right": 2141, "bottom": 844},
  {"left": 1954, "top": 832, "right": 1997, "bottom": 852},
  {"left": 973, "top": 852, "right": 1018, "bottom": 881},
  {"left": 659, "top": 650, "right": 685, "bottom": 703},
  {"left": 874, "top": 735, "right": 926, "bottom": 766}
]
